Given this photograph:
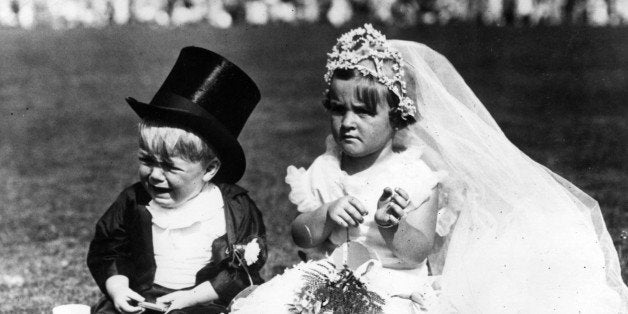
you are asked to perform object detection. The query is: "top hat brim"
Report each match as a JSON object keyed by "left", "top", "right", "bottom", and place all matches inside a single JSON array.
[{"left": 126, "top": 97, "right": 246, "bottom": 183}]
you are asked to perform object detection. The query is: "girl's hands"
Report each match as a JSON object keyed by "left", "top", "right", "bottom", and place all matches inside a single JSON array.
[
  {"left": 375, "top": 187, "right": 414, "bottom": 227},
  {"left": 327, "top": 196, "right": 368, "bottom": 227},
  {"left": 109, "top": 286, "right": 145, "bottom": 313},
  {"left": 156, "top": 290, "right": 197, "bottom": 313}
]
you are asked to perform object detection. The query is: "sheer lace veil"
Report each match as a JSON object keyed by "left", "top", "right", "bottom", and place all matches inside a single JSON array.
[{"left": 389, "top": 40, "right": 628, "bottom": 312}]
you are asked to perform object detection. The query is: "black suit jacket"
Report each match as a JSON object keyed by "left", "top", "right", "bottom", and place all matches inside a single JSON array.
[{"left": 86, "top": 182, "right": 266, "bottom": 304}]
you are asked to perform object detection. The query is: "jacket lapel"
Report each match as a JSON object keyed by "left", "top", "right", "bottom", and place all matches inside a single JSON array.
[
  {"left": 221, "top": 189, "right": 237, "bottom": 245},
  {"left": 218, "top": 183, "right": 247, "bottom": 245},
  {"left": 138, "top": 204, "right": 154, "bottom": 256},
  {"left": 135, "top": 184, "right": 154, "bottom": 256}
]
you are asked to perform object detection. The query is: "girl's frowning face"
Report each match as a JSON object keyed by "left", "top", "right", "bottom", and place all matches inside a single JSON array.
[
  {"left": 138, "top": 151, "right": 216, "bottom": 208},
  {"left": 329, "top": 78, "right": 394, "bottom": 159}
]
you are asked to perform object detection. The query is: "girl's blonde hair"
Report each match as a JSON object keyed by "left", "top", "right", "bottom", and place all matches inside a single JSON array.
[{"left": 138, "top": 119, "right": 218, "bottom": 166}]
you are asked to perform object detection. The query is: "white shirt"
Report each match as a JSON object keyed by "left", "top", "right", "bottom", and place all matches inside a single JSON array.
[{"left": 147, "top": 183, "right": 226, "bottom": 289}]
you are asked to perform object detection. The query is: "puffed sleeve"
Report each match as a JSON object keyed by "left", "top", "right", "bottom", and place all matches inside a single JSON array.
[
  {"left": 285, "top": 165, "right": 321, "bottom": 213},
  {"left": 435, "top": 176, "right": 468, "bottom": 237},
  {"left": 286, "top": 136, "right": 349, "bottom": 213},
  {"left": 86, "top": 188, "right": 135, "bottom": 294},
  {"left": 400, "top": 146, "right": 465, "bottom": 238},
  {"left": 399, "top": 147, "right": 447, "bottom": 207},
  {"left": 408, "top": 145, "right": 465, "bottom": 237},
  {"left": 285, "top": 155, "right": 334, "bottom": 213}
]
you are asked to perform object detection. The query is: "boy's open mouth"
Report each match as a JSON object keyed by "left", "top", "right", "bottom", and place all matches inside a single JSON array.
[{"left": 150, "top": 185, "right": 171, "bottom": 194}]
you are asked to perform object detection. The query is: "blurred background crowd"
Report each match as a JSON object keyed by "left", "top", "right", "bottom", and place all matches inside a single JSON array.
[{"left": 2, "top": 0, "right": 628, "bottom": 30}]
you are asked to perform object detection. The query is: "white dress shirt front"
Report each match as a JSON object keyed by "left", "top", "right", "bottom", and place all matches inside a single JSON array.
[{"left": 147, "top": 184, "right": 226, "bottom": 289}]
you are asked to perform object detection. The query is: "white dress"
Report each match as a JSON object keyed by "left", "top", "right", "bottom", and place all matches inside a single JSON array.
[
  {"left": 231, "top": 137, "right": 448, "bottom": 313},
  {"left": 236, "top": 36, "right": 628, "bottom": 313},
  {"left": 286, "top": 136, "right": 447, "bottom": 276}
]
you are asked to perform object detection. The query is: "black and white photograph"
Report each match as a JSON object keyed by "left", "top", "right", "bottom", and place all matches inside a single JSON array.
[{"left": 1, "top": 0, "right": 627, "bottom": 313}]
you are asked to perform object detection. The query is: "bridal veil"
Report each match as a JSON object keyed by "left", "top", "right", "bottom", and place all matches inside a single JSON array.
[{"left": 389, "top": 40, "right": 628, "bottom": 313}]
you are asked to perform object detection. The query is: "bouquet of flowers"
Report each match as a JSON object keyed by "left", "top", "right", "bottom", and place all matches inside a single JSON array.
[
  {"left": 230, "top": 242, "right": 438, "bottom": 314},
  {"left": 230, "top": 259, "right": 388, "bottom": 314},
  {"left": 288, "top": 261, "right": 386, "bottom": 314}
]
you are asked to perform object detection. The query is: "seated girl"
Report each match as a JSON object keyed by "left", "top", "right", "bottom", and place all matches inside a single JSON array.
[
  {"left": 232, "top": 24, "right": 628, "bottom": 313},
  {"left": 285, "top": 27, "right": 445, "bottom": 313},
  {"left": 87, "top": 47, "right": 266, "bottom": 314},
  {"left": 233, "top": 24, "right": 445, "bottom": 314}
]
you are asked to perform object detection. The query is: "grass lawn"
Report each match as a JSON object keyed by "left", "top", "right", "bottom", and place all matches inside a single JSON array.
[{"left": 0, "top": 23, "right": 626, "bottom": 312}]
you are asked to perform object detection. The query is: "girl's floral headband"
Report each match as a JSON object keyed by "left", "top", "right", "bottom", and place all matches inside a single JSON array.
[{"left": 324, "top": 24, "right": 417, "bottom": 122}]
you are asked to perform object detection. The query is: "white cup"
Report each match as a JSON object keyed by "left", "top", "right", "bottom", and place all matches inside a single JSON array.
[{"left": 52, "top": 304, "right": 90, "bottom": 314}]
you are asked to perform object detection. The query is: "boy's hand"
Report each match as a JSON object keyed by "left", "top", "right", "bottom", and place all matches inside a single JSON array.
[
  {"left": 327, "top": 196, "right": 367, "bottom": 227},
  {"left": 109, "top": 286, "right": 145, "bottom": 313},
  {"left": 156, "top": 290, "right": 197, "bottom": 313},
  {"left": 106, "top": 275, "right": 145, "bottom": 313},
  {"left": 375, "top": 187, "right": 414, "bottom": 227}
]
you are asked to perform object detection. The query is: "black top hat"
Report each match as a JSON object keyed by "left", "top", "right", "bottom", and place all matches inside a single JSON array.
[{"left": 126, "top": 46, "right": 260, "bottom": 183}]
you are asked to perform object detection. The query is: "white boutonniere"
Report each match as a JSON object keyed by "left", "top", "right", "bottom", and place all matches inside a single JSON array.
[
  {"left": 243, "top": 238, "right": 261, "bottom": 266},
  {"left": 232, "top": 238, "right": 262, "bottom": 288},
  {"left": 233, "top": 238, "right": 261, "bottom": 266}
]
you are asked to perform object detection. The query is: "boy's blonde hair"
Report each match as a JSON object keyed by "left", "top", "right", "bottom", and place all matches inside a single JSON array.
[{"left": 139, "top": 120, "right": 218, "bottom": 166}]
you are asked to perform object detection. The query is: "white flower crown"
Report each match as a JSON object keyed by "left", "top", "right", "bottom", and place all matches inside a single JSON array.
[{"left": 324, "top": 24, "right": 416, "bottom": 121}]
